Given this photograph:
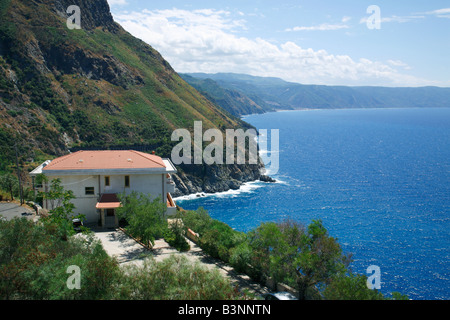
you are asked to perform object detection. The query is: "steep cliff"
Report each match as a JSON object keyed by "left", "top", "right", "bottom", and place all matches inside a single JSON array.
[{"left": 0, "top": 0, "right": 264, "bottom": 195}]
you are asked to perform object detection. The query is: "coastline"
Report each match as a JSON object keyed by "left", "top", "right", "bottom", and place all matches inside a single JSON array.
[
  {"left": 241, "top": 106, "right": 450, "bottom": 121},
  {"left": 173, "top": 179, "right": 266, "bottom": 202},
  {"left": 174, "top": 173, "right": 285, "bottom": 203}
]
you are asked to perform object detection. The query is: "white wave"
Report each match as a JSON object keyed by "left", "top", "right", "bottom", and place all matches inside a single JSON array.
[
  {"left": 261, "top": 165, "right": 280, "bottom": 176},
  {"left": 173, "top": 180, "right": 265, "bottom": 202},
  {"left": 273, "top": 177, "right": 289, "bottom": 185},
  {"left": 173, "top": 192, "right": 210, "bottom": 201}
]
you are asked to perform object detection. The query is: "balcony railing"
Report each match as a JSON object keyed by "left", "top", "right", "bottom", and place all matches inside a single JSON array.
[
  {"left": 166, "top": 192, "right": 176, "bottom": 208},
  {"left": 166, "top": 192, "right": 176, "bottom": 216}
]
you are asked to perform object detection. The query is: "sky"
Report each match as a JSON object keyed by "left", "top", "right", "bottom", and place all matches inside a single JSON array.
[{"left": 106, "top": 0, "right": 450, "bottom": 87}]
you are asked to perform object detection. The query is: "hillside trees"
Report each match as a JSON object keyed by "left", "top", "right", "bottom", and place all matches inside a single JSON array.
[
  {"left": 182, "top": 208, "right": 407, "bottom": 300},
  {"left": 116, "top": 191, "right": 190, "bottom": 251},
  {"left": 0, "top": 173, "right": 18, "bottom": 200},
  {"left": 0, "top": 217, "right": 120, "bottom": 299},
  {"left": 116, "top": 191, "right": 168, "bottom": 247},
  {"left": 246, "top": 219, "right": 352, "bottom": 299}
]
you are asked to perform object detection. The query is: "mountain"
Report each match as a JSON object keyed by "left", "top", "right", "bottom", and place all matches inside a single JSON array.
[
  {"left": 186, "top": 73, "right": 450, "bottom": 110},
  {"left": 180, "top": 74, "right": 273, "bottom": 116},
  {"left": 0, "top": 0, "right": 262, "bottom": 195}
]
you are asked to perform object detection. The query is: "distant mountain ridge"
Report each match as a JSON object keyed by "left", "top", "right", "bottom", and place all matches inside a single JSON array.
[
  {"left": 180, "top": 74, "right": 272, "bottom": 116},
  {"left": 185, "top": 73, "right": 450, "bottom": 114}
]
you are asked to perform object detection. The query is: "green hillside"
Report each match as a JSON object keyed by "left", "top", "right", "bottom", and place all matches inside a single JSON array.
[{"left": 0, "top": 0, "right": 250, "bottom": 172}]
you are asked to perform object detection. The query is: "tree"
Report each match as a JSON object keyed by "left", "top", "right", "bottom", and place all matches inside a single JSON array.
[
  {"left": 294, "top": 219, "right": 352, "bottom": 299},
  {"left": 0, "top": 173, "right": 18, "bottom": 200},
  {"left": 247, "top": 219, "right": 352, "bottom": 299},
  {"left": 0, "top": 218, "right": 120, "bottom": 299},
  {"left": 323, "top": 273, "right": 385, "bottom": 300},
  {"left": 40, "top": 178, "right": 82, "bottom": 239},
  {"left": 41, "top": 178, "right": 75, "bottom": 214},
  {"left": 116, "top": 191, "right": 168, "bottom": 247}
]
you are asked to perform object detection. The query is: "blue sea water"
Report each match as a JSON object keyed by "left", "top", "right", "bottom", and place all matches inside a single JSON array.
[{"left": 176, "top": 108, "right": 450, "bottom": 300}]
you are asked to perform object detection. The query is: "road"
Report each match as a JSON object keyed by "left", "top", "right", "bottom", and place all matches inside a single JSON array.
[{"left": 0, "top": 201, "right": 37, "bottom": 221}]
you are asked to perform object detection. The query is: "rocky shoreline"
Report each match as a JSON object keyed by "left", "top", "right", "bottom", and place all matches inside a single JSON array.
[{"left": 171, "top": 162, "right": 275, "bottom": 198}]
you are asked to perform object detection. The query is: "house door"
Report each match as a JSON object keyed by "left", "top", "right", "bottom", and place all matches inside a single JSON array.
[{"left": 105, "top": 209, "right": 116, "bottom": 228}]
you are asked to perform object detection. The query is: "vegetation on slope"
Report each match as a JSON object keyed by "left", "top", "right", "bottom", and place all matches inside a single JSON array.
[
  {"left": 0, "top": 218, "right": 242, "bottom": 300},
  {"left": 180, "top": 74, "right": 271, "bottom": 116},
  {"left": 0, "top": 0, "right": 250, "bottom": 177},
  {"left": 181, "top": 207, "right": 409, "bottom": 300}
]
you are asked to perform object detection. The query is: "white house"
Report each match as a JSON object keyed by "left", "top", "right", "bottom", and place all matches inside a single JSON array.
[{"left": 30, "top": 150, "right": 177, "bottom": 228}]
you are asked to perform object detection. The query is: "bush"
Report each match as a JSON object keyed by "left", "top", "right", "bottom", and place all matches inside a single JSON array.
[
  {"left": 229, "top": 241, "right": 255, "bottom": 275},
  {"left": 0, "top": 218, "right": 120, "bottom": 299},
  {"left": 199, "top": 220, "right": 242, "bottom": 262},
  {"left": 164, "top": 218, "right": 190, "bottom": 252},
  {"left": 181, "top": 208, "right": 245, "bottom": 263},
  {"left": 116, "top": 255, "right": 243, "bottom": 300},
  {"left": 0, "top": 218, "right": 245, "bottom": 300},
  {"left": 180, "top": 207, "right": 212, "bottom": 234},
  {"left": 116, "top": 192, "right": 168, "bottom": 246}
]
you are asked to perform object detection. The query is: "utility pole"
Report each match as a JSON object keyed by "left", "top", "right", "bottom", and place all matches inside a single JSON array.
[{"left": 14, "top": 143, "right": 24, "bottom": 205}]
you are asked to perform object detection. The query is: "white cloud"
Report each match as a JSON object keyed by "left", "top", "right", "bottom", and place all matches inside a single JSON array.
[
  {"left": 359, "top": 15, "right": 425, "bottom": 24},
  {"left": 286, "top": 16, "right": 351, "bottom": 31},
  {"left": 341, "top": 16, "right": 351, "bottom": 23},
  {"left": 112, "top": 8, "right": 438, "bottom": 87},
  {"left": 422, "top": 7, "right": 450, "bottom": 18},
  {"left": 107, "top": 0, "right": 128, "bottom": 6},
  {"left": 359, "top": 7, "right": 450, "bottom": 24},
  {"left": 387, "top": 60, "right": 411, "bottom": 70},
  {"left": 286, "top": 23, "right": 350, "bottom": 31}
]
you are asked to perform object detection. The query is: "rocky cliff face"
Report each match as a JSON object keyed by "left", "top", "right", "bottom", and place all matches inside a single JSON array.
[
  {"left": 0, "top": 0, "right": 265, "bottom": 195},
  {"left": 53, "top": 0, "right": 118, "bottom": 32},
  {"left": 172, "top": 162, "right": 264, "bottom": 197}
]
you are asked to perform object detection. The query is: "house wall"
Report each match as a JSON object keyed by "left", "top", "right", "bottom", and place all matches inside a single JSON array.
[
  {"left": 43, "top": 173, "right": 169, "bottom": 224},
  {"left": 100, "top": 174, "right": 166, "bottom": 202},
  {"left": 42, "top": 175, "right": 99, "bottom": 223}
]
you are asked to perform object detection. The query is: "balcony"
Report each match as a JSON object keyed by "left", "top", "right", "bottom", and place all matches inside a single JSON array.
[{"left": 166, "top": 192, "right": 176, "bottom": 216}]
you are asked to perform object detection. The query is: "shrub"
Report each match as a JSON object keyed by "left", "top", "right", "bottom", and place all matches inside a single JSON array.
[
  {"left": 229, "top": 241, "right": 255, "bottom": 275},
  {"left": 116, "top": 191, "right": 168, "bottom": 247},
  {"left": 180, "top": 207, "right": 212, "bottom": 234},
  {"left": 164, "top": 218, "right": 190, "bottom": 252},
  {"left": 0, "top": 218, "right": 120, "bottom": 299},
  {"left": 116, "top": 255, "right": 243, "bottom": 300},
  {"left": 182, "top": 208, "right": 245, "bottom": 263}
]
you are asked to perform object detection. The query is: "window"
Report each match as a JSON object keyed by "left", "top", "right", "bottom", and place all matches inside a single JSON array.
[
  {"left": 85, "top": 187, "right": 95, "bottom": 195},
  {"left": 105, "top": 176, "right": 110, "bottom": 186},
  {"left": 124, "top": 175, "right": 130, "bottom": 188}
]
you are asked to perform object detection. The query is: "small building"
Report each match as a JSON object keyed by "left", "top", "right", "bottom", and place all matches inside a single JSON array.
[{"left": 30, "top": 150, "right": 177, "bottom": 228}]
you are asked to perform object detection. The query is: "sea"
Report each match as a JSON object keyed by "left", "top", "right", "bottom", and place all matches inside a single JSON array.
[{"left": 175, "top": 107, "right": 450, "bottom": 300}]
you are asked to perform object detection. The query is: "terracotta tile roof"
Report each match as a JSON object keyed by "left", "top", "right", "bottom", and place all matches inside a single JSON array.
[
  {"left": 43, "top": 150, "right": 166, "bottom": 171},
  {"left": 96, "top": 193, "right": 121, "bottom": 209}
]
